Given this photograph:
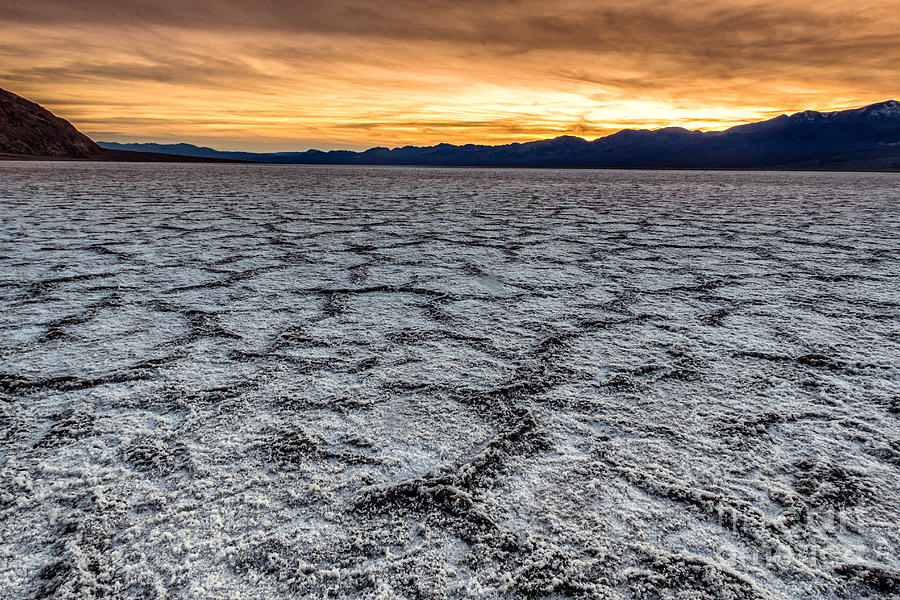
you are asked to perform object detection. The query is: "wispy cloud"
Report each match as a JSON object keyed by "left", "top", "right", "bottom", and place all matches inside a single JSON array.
[{"left": 2, "top": 1, "right": 897, "bottom": 150}]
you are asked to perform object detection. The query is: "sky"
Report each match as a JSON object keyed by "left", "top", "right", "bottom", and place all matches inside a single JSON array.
[{"left": 2, "top": 0, "right": 899, "bottom": 152}]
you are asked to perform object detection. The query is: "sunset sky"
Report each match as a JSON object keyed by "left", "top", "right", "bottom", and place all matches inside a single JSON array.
[{"left": 2, "top": 0, "right": 899, "bottom": 151}]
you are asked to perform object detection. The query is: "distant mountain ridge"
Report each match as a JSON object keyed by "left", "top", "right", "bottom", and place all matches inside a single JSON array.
[
  {"left": 2, "top": 85, "right": 898, "bottom": 169},
  {"left": 100, "top": 100, "right": 900, "bottom": 170}
]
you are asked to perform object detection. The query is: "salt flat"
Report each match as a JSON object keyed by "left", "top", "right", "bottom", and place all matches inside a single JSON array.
[{"left": 1, "top": 163, "right": 898, "bottom": 599}]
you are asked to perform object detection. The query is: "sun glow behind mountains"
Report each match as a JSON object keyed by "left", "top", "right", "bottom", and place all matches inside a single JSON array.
[{"left": 2, "top": 0, "right": 899, "bottom": 151}]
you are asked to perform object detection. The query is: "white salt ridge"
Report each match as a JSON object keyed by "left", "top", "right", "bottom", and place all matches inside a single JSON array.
[{"left": 0, "top": 164, "right": 898, "bottom": 599}]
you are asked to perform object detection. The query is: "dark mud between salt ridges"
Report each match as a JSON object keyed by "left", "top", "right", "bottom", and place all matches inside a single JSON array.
[{"left": 1, "top": 163, "right": 899, "bottom": 599}]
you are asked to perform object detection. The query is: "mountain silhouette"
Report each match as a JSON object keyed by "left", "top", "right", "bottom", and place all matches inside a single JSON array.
[
  {"left": 100, "top": 101, "right": 900, "bottom": 170},
  {"left": 2, "top": 85, "right": 897, "bottom": 169},
  {"left": 0, "top": 87, "right": 240, "bottom": 162},
  {"left": 0, "top": 88, "right": 100, "bottom": 157}
]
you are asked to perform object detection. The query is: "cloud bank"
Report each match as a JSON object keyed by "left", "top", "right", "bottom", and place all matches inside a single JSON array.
[{"left": 2, "top": 0, "right": 898, "bottom": 150}]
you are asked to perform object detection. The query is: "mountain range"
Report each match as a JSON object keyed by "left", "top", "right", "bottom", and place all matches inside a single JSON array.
[
  {"left": 99, "top": 101, "right": 900, "bottom": 170},
  {"left": 100, "top": 101, "right": 900, "bottom": 170},
  {"left": 2, "top": 86, "right": 899, "bottom": 169}
]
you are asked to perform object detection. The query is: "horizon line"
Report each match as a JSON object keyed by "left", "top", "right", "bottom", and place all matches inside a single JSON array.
[{"left": 94, "top": 98, "right": 900, "bottom": 155}]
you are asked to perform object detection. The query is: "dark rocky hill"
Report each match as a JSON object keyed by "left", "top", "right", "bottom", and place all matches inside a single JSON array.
[
  {"left": 0, "top": 88, "right": 243, "bottom": 162},
  {"left": 0, "top": 88, "right": 100, "bottom": 157}
]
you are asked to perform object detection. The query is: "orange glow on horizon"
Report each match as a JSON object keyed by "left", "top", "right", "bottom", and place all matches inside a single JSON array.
[{"left": 2, "top": 1, "right": 898, "bottom": 152}]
